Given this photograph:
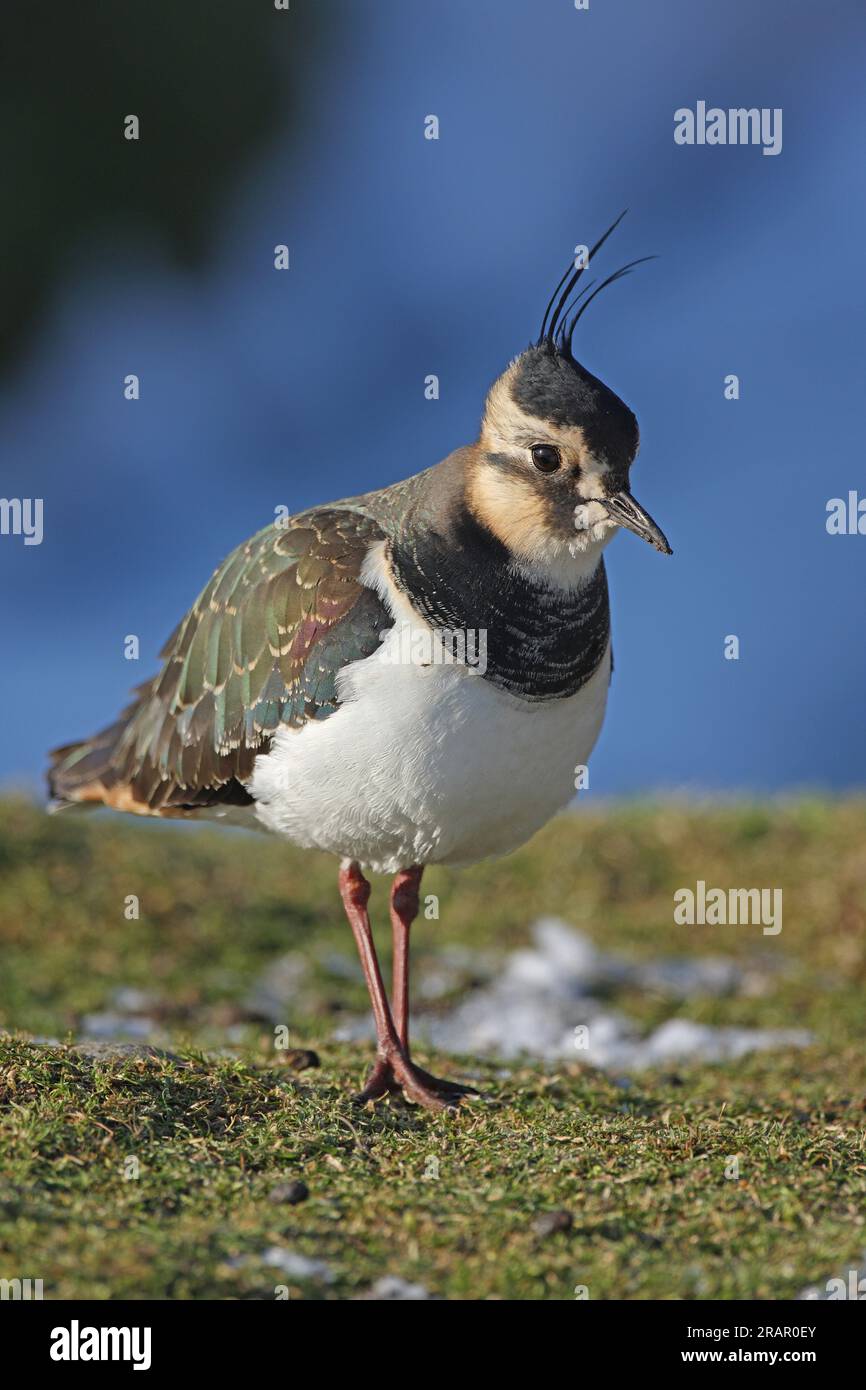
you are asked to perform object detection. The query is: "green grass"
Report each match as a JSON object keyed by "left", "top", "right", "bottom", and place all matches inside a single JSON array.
[{"left": 1, "top": 795, "right": 865, "bottom": 1300}]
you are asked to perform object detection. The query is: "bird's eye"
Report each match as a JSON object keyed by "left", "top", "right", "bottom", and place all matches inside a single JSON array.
[{"left": 530, "top": 443, "right": 561, "bottom": 474}]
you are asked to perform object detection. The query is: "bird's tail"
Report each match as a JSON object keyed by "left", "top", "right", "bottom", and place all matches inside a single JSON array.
[{"left": 47, "top": 716, "right": 134, "bottom": 812}]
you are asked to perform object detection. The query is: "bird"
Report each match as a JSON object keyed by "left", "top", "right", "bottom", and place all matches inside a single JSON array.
[{"left": 48, "top": 214, "right": 671, "bottom": 1111}]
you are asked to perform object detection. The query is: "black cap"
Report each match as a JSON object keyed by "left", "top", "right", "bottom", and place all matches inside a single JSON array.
[{"left": 510, "top": 342, "right": 639, "bottom": 474}]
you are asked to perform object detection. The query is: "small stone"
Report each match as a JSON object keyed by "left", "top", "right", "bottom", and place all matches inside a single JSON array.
[
  {"left": 533, "top": 1209, "right": 574, "bottom": 1239},
  {"left": 278, "top": 1049, "right": 320, "bottom": 1071},
  {"left": 269, "top": 1180, "right": 309, "bottom": 1206}
]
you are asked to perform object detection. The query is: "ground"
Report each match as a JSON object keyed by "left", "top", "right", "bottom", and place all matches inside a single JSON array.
[{"left": 0, "top": 795, "right": 864, "bottom": 1300}]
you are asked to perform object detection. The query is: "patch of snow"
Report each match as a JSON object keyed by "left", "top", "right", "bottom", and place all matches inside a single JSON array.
[
  {"left": 80, "top": 1012, "right": 159, "bottom": 1041},
  {"left": 316, "top": 949, "right": 364, "bottom": 982},
  {"left": 110, "top": 987, "right": 159, "bottom": 1015},
  {"left": 359, "top": 1276, "right": 435, "bottom": 1300},
  {"left": 233, "top": 1248, "right": 335, "bottom": 1283},
  {"left": 336, "top": 918, "right": 811, "bottom": 1073},
  {"left": 243, "top": 952, "right": 310, "bottom": 1022}
]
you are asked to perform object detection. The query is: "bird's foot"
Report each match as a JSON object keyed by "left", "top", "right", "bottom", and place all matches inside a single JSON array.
[{"left": 354, "top": 1049, "right": 479, "bottom": 1112}]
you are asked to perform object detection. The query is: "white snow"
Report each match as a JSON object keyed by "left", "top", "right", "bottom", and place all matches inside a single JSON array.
[{"left": 336, "top": 917, "right": 811, "bottom": 1072}]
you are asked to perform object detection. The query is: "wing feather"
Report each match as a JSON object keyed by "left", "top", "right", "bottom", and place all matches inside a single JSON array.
[{"left": 48, "top": 508, "right": 390, "bottom": 812}]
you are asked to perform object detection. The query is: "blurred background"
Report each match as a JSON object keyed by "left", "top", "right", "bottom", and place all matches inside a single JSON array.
[
  {"left": 1, "top": 0, "right": 864, "bottom": 796},
  {"left": 2, "top": 4, "right": 865, "bottom": 1304}
]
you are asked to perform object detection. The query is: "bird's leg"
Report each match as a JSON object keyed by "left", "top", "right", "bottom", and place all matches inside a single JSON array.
[
  {"left": 388, "top": 864, "right": 479, "bottom": 1103},
  {"left": 338, "top": 860, "right": 476, "bottom": 1111},
  {"left": 389, "top": 864, "right": 423, "bottom": 1055},
  {"left": 339, "top": 861, "right": 402, "bottom": 1101}
]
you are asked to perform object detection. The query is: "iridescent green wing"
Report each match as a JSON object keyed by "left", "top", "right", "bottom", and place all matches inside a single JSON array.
[{"left": 53, "top": 508, "right": 390, "bottom": 811}]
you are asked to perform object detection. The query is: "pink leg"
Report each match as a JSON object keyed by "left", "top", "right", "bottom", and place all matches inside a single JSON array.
[
  {"left": 338, "top": 861, "right": 478, "bottom": 1111},
  {"left": 390, "top": 865, "right": 423, "bottom": 1054},
  {"left": 338, "top": 861, "right": 399, "bottom": 1050}
]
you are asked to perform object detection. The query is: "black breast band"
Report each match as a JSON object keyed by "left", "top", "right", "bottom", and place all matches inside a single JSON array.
[{"left": 387, "top": 514, "right": 610, "bottom": 701}]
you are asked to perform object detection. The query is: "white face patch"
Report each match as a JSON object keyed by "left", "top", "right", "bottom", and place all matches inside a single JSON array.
[{"left": 573, "top": 499, "right": 611, "bottom": 534}]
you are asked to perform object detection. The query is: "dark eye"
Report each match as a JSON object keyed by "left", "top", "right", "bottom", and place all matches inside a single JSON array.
[{"left": 530, "top": 443, "right": 561, "bottom": 474}]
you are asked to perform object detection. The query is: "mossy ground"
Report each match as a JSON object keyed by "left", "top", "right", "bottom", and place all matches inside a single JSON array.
[{"left": 0, "top": 796, "right": 864, "bottom": 1300}]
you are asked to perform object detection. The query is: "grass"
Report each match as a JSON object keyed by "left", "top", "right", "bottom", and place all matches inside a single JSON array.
[{"left": 0, "top": 794, "right": 865, "bottom": 1299}]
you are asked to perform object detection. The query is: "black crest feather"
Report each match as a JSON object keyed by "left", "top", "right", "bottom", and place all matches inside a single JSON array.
[{"left": 537, "top": 212, "right": 655, "bottom": 356}]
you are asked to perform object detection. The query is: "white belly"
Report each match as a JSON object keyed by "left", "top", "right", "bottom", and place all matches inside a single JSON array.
[{"left": 249, "top": 622, "right": 611, "bottom": 875}]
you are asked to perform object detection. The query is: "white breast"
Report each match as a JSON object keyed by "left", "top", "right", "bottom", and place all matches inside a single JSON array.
[{"left": 249, "top": 543, "right": 611, "bottom": 875}]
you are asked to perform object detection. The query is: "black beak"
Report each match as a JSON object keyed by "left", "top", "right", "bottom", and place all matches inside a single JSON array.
[{"left": 604, "top": 491, "right": 672, "bottom": 555}]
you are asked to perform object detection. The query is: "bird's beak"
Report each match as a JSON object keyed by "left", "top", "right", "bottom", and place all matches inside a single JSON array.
[{"left": 604, "top": 491, "right": 672, "bottom": 555}]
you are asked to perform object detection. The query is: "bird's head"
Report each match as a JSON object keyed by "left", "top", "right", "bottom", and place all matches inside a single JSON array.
[{"left": 467, "top": 215, "right": 671, "bottom": 577}]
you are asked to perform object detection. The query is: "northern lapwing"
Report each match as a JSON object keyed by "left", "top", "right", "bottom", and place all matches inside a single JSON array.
[{"left": 49, "top": 216, "right": 671, "bottom": 1110}]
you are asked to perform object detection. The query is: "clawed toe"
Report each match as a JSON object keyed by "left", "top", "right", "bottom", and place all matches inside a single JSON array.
[
  {"left": 408, "top": 1065, "right": 479, "bottom": 1098},
  {"left": 352, "top": 1053, "right": 481, "bottom": 1112},
  {"left": 352, "top": 1057, "right": 403, "bottom": 1104}
]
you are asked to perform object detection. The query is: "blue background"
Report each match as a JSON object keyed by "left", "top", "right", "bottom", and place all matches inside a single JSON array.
[{"left": 1, "top": 0, "right": 864, "bottom": 796}]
